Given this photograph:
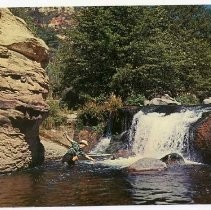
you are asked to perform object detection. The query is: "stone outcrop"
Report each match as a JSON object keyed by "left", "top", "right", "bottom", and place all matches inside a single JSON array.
[
  {"left": 0, "top": 9, "right": 49, "bottom": 173},
  {"left": 144, "top": 94, "right": 181, "bottom": 106},
  {"left": 191, "top": 112, "right": 211, "bottom": 164}
]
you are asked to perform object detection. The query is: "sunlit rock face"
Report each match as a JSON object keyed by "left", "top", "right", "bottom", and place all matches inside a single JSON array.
[
  {"left": 0, "top": 9, "right": 49, "bottom": 173},
  {"left": 144, "top": 94, "right": 181, "bottom": 106}
]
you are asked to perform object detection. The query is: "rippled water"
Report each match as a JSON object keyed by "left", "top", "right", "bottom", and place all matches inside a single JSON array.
[{"left": 0, "top": 160, "right": 211, "bottom": 206}]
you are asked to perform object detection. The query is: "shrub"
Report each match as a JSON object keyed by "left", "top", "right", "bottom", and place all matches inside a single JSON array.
[
  {"left": 77, "top": 94, "right": 123, "bottom": 128},
  {"left": 78, "top": 101, "right": 104, "bottom": 126},
  {"left": 104, "top": 93, "right": 123, "bottom": 111},
  {"left": 125, "top": 93, "right": 145, "bottom": 106},
  {"left": 176, "top": 93, "right": 200, "bottom": 105}
]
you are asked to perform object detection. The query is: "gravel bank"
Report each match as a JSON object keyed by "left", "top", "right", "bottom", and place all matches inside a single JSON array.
[{"left": 41, "top": 139, "right": 68, "bottom": 160}]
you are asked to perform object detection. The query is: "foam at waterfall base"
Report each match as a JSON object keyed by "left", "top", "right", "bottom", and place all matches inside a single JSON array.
[
  {"left": 96, "top": 155, "right": 142, "bottom": 168},
  {"left": 84, "top": 153, "right": 203, "bottom": 169}
]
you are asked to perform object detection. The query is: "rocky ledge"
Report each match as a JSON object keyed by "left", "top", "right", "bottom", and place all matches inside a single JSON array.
[{"left": 0, "top": 9, "right": 49, "bottom": 173}]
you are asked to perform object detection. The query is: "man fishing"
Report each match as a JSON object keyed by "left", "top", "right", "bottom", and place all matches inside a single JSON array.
[{"left": 62, "top": 131, "right": 95, "bottom": 166}]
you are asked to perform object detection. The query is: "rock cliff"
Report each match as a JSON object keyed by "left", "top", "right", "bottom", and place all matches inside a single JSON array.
[{"left": 0, "top": 9, "right": 49, "bottom": 173}]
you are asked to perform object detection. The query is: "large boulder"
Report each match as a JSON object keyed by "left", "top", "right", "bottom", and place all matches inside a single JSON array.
[
  {"left": 0, "top": 9, "right": 49, "bottom": 173},
  {"left": 127, "top": 158, "right": 167, "bottom": 172},
  {"left": 160, "top": 153, "right": 185, "bottom": 166},
  {"left": 191, "top": 112, "right": 211, "bottom": 164},
  {"left": 144, "top": 94, "right": 181, "bottom": 106}
]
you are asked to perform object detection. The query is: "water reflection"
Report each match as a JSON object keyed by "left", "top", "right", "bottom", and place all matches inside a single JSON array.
[
  {"left": 125, "top": 167, "right": 193, "bottom": 204},
  {"left": 124, "top": 164, "right": 211, "bottom": 205},
  {"left": 0, "top": 162, "right": 211, "bottom": 206},
  {"left": 0, "top": 163, "right": 132, "bottom": 206},
  {"left": 187, "top": 165, "right": 211, "bottom": 203}
]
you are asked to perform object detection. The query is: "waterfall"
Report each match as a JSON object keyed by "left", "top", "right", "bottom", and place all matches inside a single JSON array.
[
  {"left": 91, "top": 136, "right": 111, "bottom": 154},
  {"left": 91, "top": 106, "right": 211, "bottom": 168},
  {"left": 129, "top": 109, "right": 203, "bottom": 160},
  {"left": 91, "top": 112, "right": 113, "bottom": 154}
]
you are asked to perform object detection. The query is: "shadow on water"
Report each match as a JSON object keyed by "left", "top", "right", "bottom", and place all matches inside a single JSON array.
[
  {"left": 125, "top": 164, "right": 211, "bottom": 205},
  {"left": 0, "top": 159, "right": 132, "bottom": 206},
  {"left": 0, "top": 159, "right": 211, "bottom": 206}
]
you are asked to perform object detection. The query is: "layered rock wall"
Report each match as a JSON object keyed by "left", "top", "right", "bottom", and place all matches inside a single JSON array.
[{"left": 0, "top": 9, "right": 49, "bottom": 173}]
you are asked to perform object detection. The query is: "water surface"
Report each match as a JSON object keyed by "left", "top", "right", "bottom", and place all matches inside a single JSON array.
[{"left": 0, "top": 160, "right": 211, "bottom": 206}]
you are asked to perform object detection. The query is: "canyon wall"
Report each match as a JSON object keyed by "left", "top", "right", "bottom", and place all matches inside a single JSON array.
[{"left": 0, "top": 9, "right": 49, "bottom": 173}]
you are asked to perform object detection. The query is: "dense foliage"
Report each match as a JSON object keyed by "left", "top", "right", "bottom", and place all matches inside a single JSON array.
[
  {"left": 52, "top": 6, "right": 211, "bottom": 106},
  {"left": 77, "top": 94, "right": 123, "bottom": 127}
]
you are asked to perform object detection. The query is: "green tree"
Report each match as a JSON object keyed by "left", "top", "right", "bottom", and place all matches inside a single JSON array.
[{"left": 53, "top": 6, "right": 211, "bottom": 105}]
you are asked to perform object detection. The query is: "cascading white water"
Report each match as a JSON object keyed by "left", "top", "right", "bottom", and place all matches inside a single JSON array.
[
  {"left": 129, "top": 109, "right": 202, "bottom": 160},
  {"left": 91, "top": 136, "right": 111, "bottom": 154},
  {"left": 91, "top": 107, "right": 208, "bottom": 168}
]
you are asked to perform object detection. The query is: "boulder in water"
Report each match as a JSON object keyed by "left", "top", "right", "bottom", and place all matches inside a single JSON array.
[
  {"left": 127, "top": 158, "right": 167, "bottom": 172},
  {"left": 160, "top": 153, "right": 185, "bottom": 166}
]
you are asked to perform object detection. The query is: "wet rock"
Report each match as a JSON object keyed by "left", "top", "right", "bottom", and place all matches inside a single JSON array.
[
  {"left": 160, "top": 153, "right": 185, "bottom": 166},
  {"left": 105, "top": 131, "right": 132, "bottom": 156},
  {"left": 109, "top": 106, "right": 140, "bottom": 135},
  {"left": 127, "top": 158, "right": 167, "bottom": 172},
  {"left": 0, "top": 9, "right": 49, "bottom": 173}
]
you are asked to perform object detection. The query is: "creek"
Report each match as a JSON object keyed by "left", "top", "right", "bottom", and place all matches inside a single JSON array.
[
  {"left": 0, "top": 160, "right": 211, "bottom": 206},
  {"left": 0, "top": 105, "right": 211, "bottom": 206}
]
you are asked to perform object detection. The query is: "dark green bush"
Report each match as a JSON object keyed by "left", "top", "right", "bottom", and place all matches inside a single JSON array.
[{"left": 125, "top": 93, "right": 145, "bottom": 106}]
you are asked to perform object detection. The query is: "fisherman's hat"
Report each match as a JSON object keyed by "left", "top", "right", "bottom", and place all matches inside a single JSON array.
[{"left": 80, "top": 140, "right": 89, "bottom": 146}]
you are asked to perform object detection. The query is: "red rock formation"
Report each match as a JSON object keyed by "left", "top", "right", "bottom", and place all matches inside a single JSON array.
[
  {"left": 192, "top": 113, "right": 211, "bottom": 163},
  {"left": 0, "top": 9, "right": 49, "bottom": 173}
]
